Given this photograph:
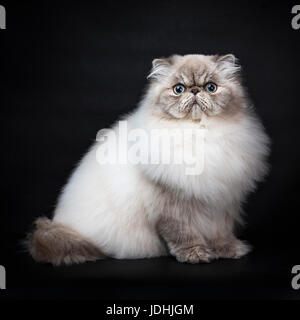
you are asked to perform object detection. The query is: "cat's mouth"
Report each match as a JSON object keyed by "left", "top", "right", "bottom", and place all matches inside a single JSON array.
[
  {"left": 178, "top": 96, "right": 208, "bottom": 119},
  {"left": 190, "top": 99, "right": 204, "bottom": 111},
  {"left": 189, "top": 97, "right": 200, "bottom": 108},
  {"left": 195, "top": 96, "right": 211, "bottom": 112}
]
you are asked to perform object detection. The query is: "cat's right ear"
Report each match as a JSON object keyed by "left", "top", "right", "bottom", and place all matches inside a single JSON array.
[
  {"left": 214, "top": 54, "right": 241, "bottom": 80},
  {"left": 147, "top": 58, "right": 172, "bottom": 80}
]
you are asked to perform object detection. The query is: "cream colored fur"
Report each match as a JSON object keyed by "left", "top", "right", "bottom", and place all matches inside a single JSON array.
[{"left": 29, "top": 54, "right": 270, "bottom": 264}]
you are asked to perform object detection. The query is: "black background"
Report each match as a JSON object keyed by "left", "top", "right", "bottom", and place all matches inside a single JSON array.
[{"left": 1, "top": 0, "right": 300, "bottom": 300}]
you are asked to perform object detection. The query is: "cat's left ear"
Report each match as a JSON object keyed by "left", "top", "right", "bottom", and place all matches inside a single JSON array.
[{"left": 214, "top": 54, "right": 241, "bottom": 80}]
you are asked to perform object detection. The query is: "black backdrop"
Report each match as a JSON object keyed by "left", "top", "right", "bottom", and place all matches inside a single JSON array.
[{"left": 1, "top": 0, "right": 300, "bottom": 300}]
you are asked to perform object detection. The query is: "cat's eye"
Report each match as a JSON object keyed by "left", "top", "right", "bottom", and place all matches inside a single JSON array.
[
  {"left": 173, "top": 84, "right": 186, "bottom": 95},
  {"left": 205, "top": 82, "right": 217, "bottom": 93}
]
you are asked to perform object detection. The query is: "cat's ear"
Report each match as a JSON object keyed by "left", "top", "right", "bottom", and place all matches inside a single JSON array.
[
  {"left": 214, "top": 54, "right": 241, "bottom": 80},
  {"left": 147, "top": 57, "right": 174, "bottom": 80}
]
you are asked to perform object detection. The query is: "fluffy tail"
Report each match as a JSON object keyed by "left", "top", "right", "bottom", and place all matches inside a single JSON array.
[{"left": 26, "top": 217, "right": 105, "bottom": 266}]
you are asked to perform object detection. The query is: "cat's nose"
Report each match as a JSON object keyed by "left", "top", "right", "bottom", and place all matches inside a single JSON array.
[{"left": 190, "top": 87, "right": 200, "bottom": 95}]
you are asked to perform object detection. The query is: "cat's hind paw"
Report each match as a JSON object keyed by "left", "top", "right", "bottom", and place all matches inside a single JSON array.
[{"left": 212, "top": 239, "right": 252, "bottom": 259}]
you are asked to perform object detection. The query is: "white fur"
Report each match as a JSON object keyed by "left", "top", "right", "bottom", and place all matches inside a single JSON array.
[{"left": 53, "top": 98, "right": 269, "bottom": 259}]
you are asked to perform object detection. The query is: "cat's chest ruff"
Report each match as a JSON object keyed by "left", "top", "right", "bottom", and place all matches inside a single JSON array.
[{"left": 143, "top": 114, "right": 246, "bottom": 167}]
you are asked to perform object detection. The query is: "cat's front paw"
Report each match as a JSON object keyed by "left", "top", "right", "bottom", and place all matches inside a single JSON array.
[
  {"left": 212, "top": 239, "right": 252, "bottom": 259},
  {"left": 172, "top": 245, "right": 216, "bottom": 264}
]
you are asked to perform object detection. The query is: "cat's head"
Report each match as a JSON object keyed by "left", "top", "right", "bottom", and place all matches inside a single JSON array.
[{"left": 146, "top": 54, "right": 245, "bottom": 120}]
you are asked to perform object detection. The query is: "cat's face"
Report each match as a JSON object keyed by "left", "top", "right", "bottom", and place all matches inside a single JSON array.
[{"left": 147, "top": 54, "right": 243, "bottom": 120}]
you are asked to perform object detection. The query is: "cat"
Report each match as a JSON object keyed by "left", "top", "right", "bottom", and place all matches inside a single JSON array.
[{"left": 27, "top": 54, "right": 270, "bottom": 265}]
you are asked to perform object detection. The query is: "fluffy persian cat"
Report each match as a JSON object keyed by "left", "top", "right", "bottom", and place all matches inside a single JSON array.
[{"left": 27, "top": 54, "right": 270, "bottom": 265}]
